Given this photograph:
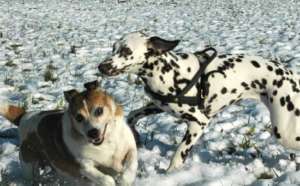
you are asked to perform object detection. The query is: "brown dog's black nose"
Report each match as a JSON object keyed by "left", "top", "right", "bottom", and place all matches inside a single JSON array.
[
  {"left": 98, "top": 63, "right": 112, "bottom": 75},
  {"left": 87, "top": 128, "right": 100, "bottom": 139}
]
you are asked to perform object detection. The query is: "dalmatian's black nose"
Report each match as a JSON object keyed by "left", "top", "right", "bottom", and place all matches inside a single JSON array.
[
  {"left": 87, "top": 128, "right": 100, "bottom": 139},
  {"left": 98, "top": 62, "right": 112, "bottom": 75}
]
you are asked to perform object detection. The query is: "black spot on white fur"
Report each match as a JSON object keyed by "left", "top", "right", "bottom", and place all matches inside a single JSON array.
[
  {"left": 180, "top": 145, "right": 193, "bottom": 163},
  {"left": 275, "top": 68, "right": 284, "bottom": 76},
  {"left": 251, "top": 60, "right": 260, "bottom": 68},
  {"left": 182, "top": 130, "right": 192, "bottom": 145},
  {"left": 274, "top": 127, "right": 281, "bottom": 139},
  {"left": 280, "top": 97, "right": 285, "bottom": 106},
  {"left": 221, "top": 87, "right": 227, "bottom": 94},
  {"left": 267, "top": 65, "right": 273, "bottom": 71},
  {"left": 236, "top": 58, "right": 242, "bottom": 62},
  {"left": 295, "top": 109, "right": 300, "bottom": 116}
]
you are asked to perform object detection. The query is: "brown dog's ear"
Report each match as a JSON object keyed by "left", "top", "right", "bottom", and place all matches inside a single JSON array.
[
  {"left": 148, "top": 36, "right": 180, "bottom": 53},
  {"left": 64, "top": 89, "right": 79, "bottom": 103},
  {"left": 84, "top": 80, "right": 99, "bottom": 91}
]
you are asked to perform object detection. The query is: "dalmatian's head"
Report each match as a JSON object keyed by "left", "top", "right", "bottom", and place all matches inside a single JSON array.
[{"left": 98, "top": 32, "right": 180, "bottom": 76}]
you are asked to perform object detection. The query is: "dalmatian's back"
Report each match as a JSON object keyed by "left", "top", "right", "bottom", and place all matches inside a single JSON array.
[{"left": 204, "top": 54, "right": 300, "bottom": 150}]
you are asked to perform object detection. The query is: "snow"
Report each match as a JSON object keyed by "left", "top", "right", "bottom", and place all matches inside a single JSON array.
[{"left": 0, "top": 0, "right": 300, "bottom": 185}]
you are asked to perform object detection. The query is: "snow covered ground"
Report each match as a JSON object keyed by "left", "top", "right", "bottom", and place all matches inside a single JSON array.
[{"left": 1, "top": 0, "right": 300, "bottom": 185}]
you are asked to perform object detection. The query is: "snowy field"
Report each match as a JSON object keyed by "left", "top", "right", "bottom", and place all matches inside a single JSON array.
[{"left": 1, "top": 0, "right": 300, "bottom": 185}]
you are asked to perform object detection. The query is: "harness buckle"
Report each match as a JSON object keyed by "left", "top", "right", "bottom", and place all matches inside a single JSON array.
[{"left": 200, "top": 94, "right": 205, "bottom": 99}]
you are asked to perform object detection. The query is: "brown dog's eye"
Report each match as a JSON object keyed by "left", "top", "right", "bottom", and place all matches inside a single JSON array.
[
  {"left": 75, "top": 114, "right": 84, "bottom": 122},
  {"left": 94, "top": 107, "right": 103, "bottom": 117}
]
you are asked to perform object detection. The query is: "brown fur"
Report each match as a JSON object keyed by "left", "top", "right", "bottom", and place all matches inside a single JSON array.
[
  {"left": 69, "top": 89, "right": 113, "bottom": 117},
  {"left": 85, "top": 90, "right": 112, "bottom": 112},
  {"left": 21, "top": 111, "right": 81, "bottom": 178},
  {"left": 115, "top": 105, "right": 124, "bottom": 117},
  {"left": 2, "top": 105, "right": 25, "bottom": 125}
]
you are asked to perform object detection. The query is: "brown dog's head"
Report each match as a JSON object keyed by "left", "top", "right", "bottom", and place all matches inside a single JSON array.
[
  {"left": 64, "top": 80, "right": 123, "bottom": 145},
  {"left": 98, "top": 31, "right": 180, "bottom": 76}
]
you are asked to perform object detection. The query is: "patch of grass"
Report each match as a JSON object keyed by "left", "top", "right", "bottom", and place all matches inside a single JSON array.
[
  {"left": 5, "top": 60, "right": 17, "bottom": 67},
  {"left": 10, "top": 43, "right": 22, "bottom": 50},
  {"left": 118, "top": 0, "right": 129, "bottom": 3},
  {"left": 258, "top": 37, "right": 267, "bottom": 44},
  {"left": 239, "top": 136, "right": 254, "bottom": 149},
  {"left": 4, "top": 77, "right": 13, "bottom": 86},
  {"left": 225, "top": 142, "right": 237, "bottom": 155},
  {"left": 55, "top": 97, "right": 65, "bottom": 109},
  {"left": 257, "top": 172, "right": 273, "bottom": 179},
  {"left": 9, "top": 43, "right": 22, "bottom": 55},
  {"left": 70, "top": 45, "right": 78, "bottom": 54},
  {"left": 18, "top": 102, "right": 27, "bottom": 110},
  {"left": 44, "top": 70, "right": 55, "bottom": 82},
  {"left": 22, "top": 68, "right": 31, "bottom": 72},
  {"left": 245, "top": 127, "right": 256, "bottom": 136},
  {"left": 47, "top": 63, "right": 58, "bottom": 70},
  {"left": 44, "top": 64, "right": 58, "bottom": 83},
  {"left": 0, "top": 169, "right": 11, "bottom": 185}
]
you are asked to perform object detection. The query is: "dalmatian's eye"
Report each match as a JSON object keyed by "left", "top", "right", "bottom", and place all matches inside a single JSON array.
[
  {"left": 119, "top": 47, "right": 132, "bottom": 57},
  {"left": 94, "top": 107, "right": 103, "bottom": 117},
  {"left": 75, "top": 113, "right": 85, "bottom": 122}
]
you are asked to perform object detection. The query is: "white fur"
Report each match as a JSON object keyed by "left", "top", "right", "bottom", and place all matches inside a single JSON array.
[
  {"left": 13, "top": 101, "right": 137, "bottom": 185},
  {"left": 100, "top": 32, "right": 300, "bottom": 172},
  {"left": 63, "top": 101, "right": 137, "bottom": 186},
  {"left": 0, "top": 102, "right": 9, "bottom": 116}
]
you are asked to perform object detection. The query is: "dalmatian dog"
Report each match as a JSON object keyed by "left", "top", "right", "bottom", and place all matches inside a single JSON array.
[{"left": 98, "top": 31, "right": 300, "bottom": 172}]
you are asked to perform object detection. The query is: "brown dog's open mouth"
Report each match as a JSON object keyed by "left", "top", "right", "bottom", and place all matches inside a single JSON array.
[
  {"left": 89, "top": 123, "right": 108, "bottom": 146},
  {"left": 90, "top": 138, "right": 103, "bottom": 146}
]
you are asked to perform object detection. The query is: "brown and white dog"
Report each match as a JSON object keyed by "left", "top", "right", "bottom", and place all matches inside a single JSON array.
[{"left": 0, "top": 80, "right": 137, "bottom": 186}]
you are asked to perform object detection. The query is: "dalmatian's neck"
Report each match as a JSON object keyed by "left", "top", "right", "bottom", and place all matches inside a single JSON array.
[{"left": 138, "top": 51, "right": 202, "bottom": 97}]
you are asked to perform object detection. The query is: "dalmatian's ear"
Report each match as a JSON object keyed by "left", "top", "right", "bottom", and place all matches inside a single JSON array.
[
  {"left": 84, "top": 80, "right": 99, "bottom": 91},
  {"left": 148, "top": 36, "right": 180, "bottom": 53},
  {"left": 64, "top": 89, "right": 79, "bottom": 103}
]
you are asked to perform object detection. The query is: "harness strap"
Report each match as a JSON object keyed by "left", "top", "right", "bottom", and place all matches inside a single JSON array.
[
  {"left": 145, "top": 47, "right": 224, "bottom": 109},
  {"left": 178, "top": 47, "right": 217, "bottom": 97}
]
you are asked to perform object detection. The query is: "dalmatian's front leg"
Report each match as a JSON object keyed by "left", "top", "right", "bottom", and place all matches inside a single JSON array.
[
  {"left": 127, "top": 102, "right": 163, "bottom": 125},
  {"left": 167, "top": 113, "right": 209, "bottom": 172},
  {"left": 296, "top": 157, "right": 300, "bottom": 171},
  {"left": 290, "top": 153, "right": 300, "bottom": 171},
  {"left": 127, "top": 102, "right": 163, "bottom": 144}
]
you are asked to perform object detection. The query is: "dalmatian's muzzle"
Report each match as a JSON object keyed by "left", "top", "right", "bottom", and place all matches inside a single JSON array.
[
  {"left": 98, "top": 59, "right": 115, "bottom": 76},
  {"left": 98, "top": 59, "right": 130, "bottom": 76}
]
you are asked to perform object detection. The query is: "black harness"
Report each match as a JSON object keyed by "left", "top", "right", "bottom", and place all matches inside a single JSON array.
[{"left": 144, "top": 47, "right": 225, "bottom": 109}]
